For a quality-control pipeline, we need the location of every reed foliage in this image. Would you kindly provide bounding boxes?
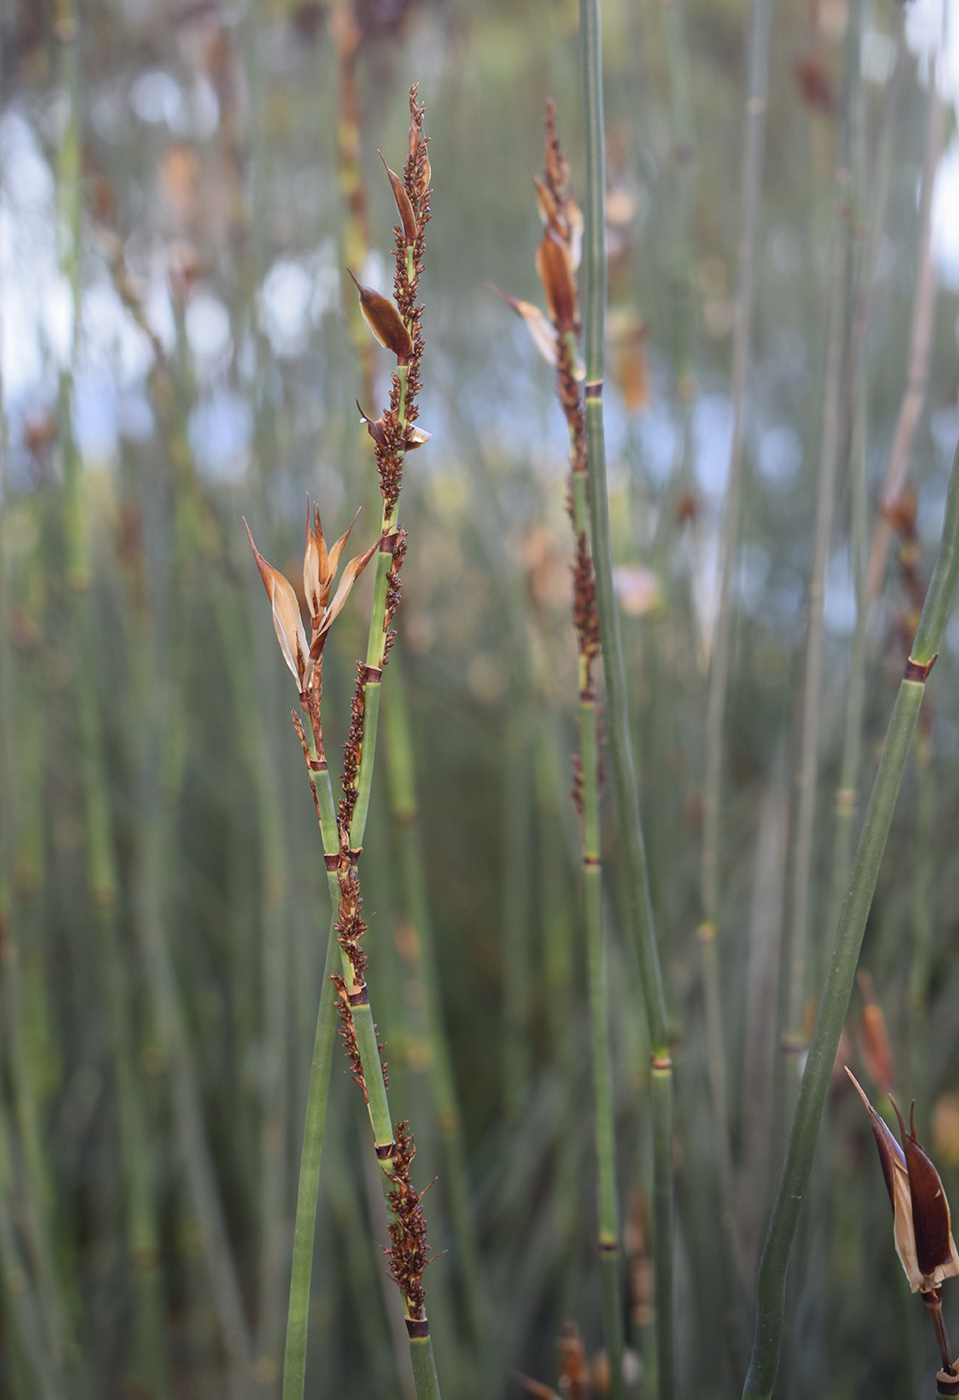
[3,2,959,1398]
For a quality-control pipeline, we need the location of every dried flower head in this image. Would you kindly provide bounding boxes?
[847,1068,959,1294]
[245,506,379,690]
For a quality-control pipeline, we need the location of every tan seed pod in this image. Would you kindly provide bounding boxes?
[347,270,413,363]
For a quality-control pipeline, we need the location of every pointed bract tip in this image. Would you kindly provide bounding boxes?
[348,271,413,363]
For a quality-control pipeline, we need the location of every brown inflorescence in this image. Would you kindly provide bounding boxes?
[369,86,431,521]
[542,111,600,706]
[334,866,369,985]
[339,664,368,842]
[332,975,367,1100]
[383,527,408,661]
[384,1120,434,1321]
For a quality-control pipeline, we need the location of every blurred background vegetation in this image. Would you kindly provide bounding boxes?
[2,0,959,1396]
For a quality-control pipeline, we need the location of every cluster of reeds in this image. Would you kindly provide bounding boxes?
[3,1,959,1398]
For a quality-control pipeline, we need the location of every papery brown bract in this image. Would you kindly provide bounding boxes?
[379,152,417,244]
[893,1097,959,1289]
[244,519,310,688]
[536,229,579,331]
[303,501,360,626]
[848,1068,959,1293]
[347,269,413,363]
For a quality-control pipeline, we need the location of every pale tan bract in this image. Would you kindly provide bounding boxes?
[244,518,309,688]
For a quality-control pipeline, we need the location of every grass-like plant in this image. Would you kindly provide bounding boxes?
[247,87,442,1400]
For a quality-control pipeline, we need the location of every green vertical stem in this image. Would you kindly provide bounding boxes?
[784,4,857,1053]
[56,11,169,1392]
[501,716,532,1125]
[863,51,944,614]
[535,723,574,1047]
[698,0,771,1292]
[909,730,935,1015]
[824,17,867,956]
[580,4,673,1397]
[135,766,254,1392]
[0,1040,57,1400]
[282,918,340,1400]
[382,665,484,1350]
[582,697,626,1400]
[743,434,959,1400]
[659,0,696,394]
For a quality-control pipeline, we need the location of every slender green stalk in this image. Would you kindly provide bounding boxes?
[282,91,440,1400]
[282,920,340,1400]
[659,0,696,394]
[501,715,533,1124]
[743,433,959,1400]
[784,2,857,1053]
[698,0,771,1295]
[909,729,935,1014]
[579,5,673,1396]
[863,50,944,614]
[382,665,484,1349]
[56,14,170,1391]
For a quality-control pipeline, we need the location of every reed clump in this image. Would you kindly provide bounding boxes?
[2,5,959,1400]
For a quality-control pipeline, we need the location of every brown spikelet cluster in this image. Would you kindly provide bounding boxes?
[370,86,431,520]
[332,975,368,1099]
[384,1120,434,1321]
[334,866,369,985]
[384,526,408,640]
[572,533,600,691]
[339,664,368,841]
[541,112,601,703]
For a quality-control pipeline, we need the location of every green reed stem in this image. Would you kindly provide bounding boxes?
[383,666,484,1349]
[580,4,673,1396]
[699,0,772,1303]
[784,1,856,1053]
[566,365,625,1398]
[55,18,169,1390]
[282,918,340,1400]
[743,432,959,1400]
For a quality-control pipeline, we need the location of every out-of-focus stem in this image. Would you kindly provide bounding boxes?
[863,54,944,615]
[743,432,959,1400]
[383,664,484,1347]
[783,2,857,1053]
[699,0,771,1288]
[579,4,674,1396]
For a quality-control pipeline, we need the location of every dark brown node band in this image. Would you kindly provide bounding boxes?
[904,653,938,683]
